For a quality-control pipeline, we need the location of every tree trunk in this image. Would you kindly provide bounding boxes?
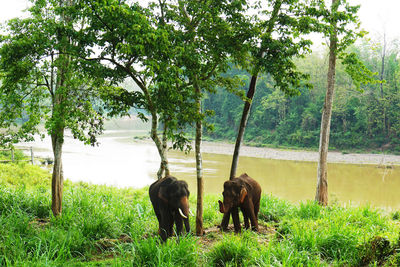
[229,75,257,180]
[315,0,338,206]
[156,121,170,179]
[145,89,170,180]
[151,116,170,179]
[229,0,282,181]
[380,32,386,136]
[126,73,171,180]
[194,82,204,236]
[51,130,64,216]
[49,0,72,217]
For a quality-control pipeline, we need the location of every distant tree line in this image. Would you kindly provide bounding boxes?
[203,40,400,154]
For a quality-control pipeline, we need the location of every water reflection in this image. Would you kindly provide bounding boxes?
[22,131,400,210]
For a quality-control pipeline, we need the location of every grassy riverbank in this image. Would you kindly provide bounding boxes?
[1,163,400,266]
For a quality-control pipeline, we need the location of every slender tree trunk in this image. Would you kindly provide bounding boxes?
[138,81,170,180]
[229,0,282,180]
[49,0,73,217]
[150,112,170,179]
[380,32,386,136]
[51,130,64,216]
[229,75,257,180]
[51,68,66,217]
[194,81,204,236]
[315,0,338,206]
[156,121,170,178]
[127,72,171,180]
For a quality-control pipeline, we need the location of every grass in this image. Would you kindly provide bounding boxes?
[1,162,400,266]
[0,149,25,161]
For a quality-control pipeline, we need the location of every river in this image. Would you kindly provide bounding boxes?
[19,129,400,210]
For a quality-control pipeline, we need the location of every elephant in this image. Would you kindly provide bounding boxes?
[218,173,261,233]
[149,176,191,241]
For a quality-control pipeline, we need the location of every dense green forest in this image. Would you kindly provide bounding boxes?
[204,41,400,153]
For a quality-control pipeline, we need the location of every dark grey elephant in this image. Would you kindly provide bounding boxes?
[218,173,261,232]
[149,176,191,241]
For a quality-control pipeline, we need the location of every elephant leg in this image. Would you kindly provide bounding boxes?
[220,211,230,231]
[160,209,173,241]
[241,207,250,229]
[154,207,162,234]
[232,208,241,233]
[254,198,260,218]
[167,213,174,237]
[247,200,259,232]
[184,218,190,234]
[174,212,184,236]
[159,222,168,241]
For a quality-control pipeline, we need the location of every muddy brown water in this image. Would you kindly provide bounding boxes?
[168,150,400,210]
[20,130,400,210]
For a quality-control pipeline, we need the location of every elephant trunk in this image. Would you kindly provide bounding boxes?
[219,200,231,214]
[179,196,190,233]
[178,196,190,219]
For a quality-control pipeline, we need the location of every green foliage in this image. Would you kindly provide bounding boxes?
[358,236,394,266]
[132,236,199,267]
[0,0,116,148]
[274,204,399,265]
[204,40,400,152]
[0,149,25,161]
[297,200,322,220]
[0,162,51,189]
[1,162,400,265]
[259,194,295,222]
[260,241,323,266]
[208,232,255,267]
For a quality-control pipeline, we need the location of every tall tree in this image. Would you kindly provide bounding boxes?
[161,0,253,235]
[315,0,339,205]
[75,0,196,180]
[313,0,378,205]
[229,0,315,180]
[0,0,109,216]
[379,32,387,136]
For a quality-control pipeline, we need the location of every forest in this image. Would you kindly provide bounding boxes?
[204,43,400,153]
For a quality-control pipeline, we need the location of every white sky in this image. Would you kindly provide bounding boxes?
[0,0,399,42]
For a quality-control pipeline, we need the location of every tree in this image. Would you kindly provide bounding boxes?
[314,0,339,205]
[74,0,197,180]
[313,0,378,205]
[159,0,253,235]
[0,0,109,216]
[229,0,316,180]
[202,43,398,152]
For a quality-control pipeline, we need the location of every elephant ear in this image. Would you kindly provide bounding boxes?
[158,187,168,203]
[239,187,247,203]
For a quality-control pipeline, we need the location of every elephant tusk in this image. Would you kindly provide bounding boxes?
[178,208,187,219]
[189,209,194,216]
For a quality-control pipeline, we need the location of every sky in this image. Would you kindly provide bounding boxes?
[0,0,399,43]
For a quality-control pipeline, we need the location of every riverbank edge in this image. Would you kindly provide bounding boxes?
[128,137,400,166]
[198,140,400,166]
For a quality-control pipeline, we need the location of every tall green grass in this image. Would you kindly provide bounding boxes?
[1,162,400,266]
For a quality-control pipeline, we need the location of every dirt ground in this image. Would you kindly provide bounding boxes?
[200,141,400,166]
